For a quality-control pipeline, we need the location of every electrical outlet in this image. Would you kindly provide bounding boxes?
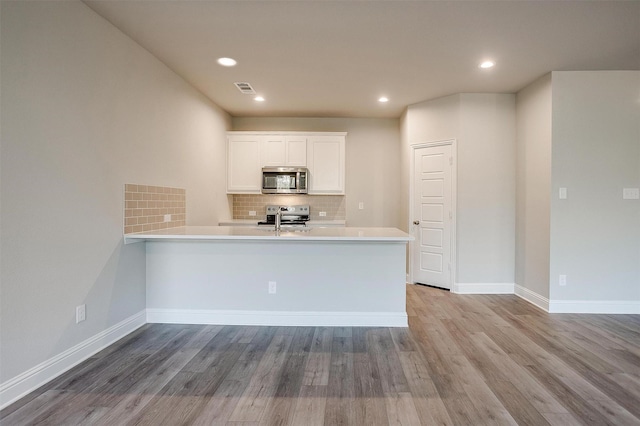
[559,275,567,286]
[268,281,276,294]
[249,210,257,216]
[76,304,86,323]
[164,214,171,222]
[358,202,364,210]
[319,211,327,217]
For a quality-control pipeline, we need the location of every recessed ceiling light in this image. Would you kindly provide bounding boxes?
[217,57,237,67]
[254,96,265,102]
[479,60,495,69]
[378,97,389,103]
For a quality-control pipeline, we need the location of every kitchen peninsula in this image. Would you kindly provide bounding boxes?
[125,226,412,327]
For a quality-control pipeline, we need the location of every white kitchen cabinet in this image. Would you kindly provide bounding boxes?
[226,131,346,194]
[227,135,262,193]
[307,135,346,195]
[261,135,307,167]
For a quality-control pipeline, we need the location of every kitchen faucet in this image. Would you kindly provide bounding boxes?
[275,206,286,231]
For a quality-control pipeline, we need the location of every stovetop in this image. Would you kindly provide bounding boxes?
[257,205,310,227]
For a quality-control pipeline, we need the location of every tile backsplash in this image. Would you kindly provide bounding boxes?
[233,194,345,221]
[124,184,185,234]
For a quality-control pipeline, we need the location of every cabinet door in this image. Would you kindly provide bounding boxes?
[262,136,307,167]
[307,135,345,194]
[285,136,307,166]
[261,136,286,166]
[227,136,261,193]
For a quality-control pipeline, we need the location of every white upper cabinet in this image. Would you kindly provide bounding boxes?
[226,132,346,194]
[307,135,346,195]
[285,137,307,166]
[227,134,262,193]
[262,136,307,167]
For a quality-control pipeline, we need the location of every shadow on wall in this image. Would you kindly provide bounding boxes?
[49,240,146,358]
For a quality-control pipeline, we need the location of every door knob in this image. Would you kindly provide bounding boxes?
[413,220,420,225]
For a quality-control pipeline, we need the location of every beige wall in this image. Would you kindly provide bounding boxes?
[1,1,230,384]
[516,71,639,309]
[515,74,552,299]
[458,94,516,283]
[400,94,460,232]
[232,117,401,227]
[550,71,640,303]
[401,94,516,285]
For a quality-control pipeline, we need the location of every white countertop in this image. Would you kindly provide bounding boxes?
[218,219,346,227]
[217,219,257,226]
[124,225,412,244]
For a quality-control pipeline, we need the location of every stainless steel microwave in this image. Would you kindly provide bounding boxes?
[262,167,308,194]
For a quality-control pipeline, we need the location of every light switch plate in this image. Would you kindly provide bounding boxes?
[559,188,567,199]
[623,188,639,200]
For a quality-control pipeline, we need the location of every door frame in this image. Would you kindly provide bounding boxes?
[409,139,457,288]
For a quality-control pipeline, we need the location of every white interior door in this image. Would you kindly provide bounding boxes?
[412,144,453,289]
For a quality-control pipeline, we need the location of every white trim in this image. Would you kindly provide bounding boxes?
[227,131,348,137]
[452,282,515,294]
[548,300,640,314]
[0,310,146,410]
[408,139,457,289]
[146,309,408,327]
[513,285,640,314]
[514,284,550,312]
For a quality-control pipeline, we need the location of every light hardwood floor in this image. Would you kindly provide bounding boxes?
[2,285,639,425]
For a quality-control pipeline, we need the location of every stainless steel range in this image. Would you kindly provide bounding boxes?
[257,205,310,229]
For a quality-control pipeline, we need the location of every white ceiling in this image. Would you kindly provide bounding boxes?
[84,0,640,119]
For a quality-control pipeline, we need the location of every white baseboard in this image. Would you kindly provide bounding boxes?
[452,282,515,294]
[514,285,640,314]
[548,300,640,314]
[146,308,408,327]
[514,284,550,312]
[0,310,146,410]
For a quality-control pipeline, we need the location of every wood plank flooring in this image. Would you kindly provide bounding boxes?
[2,285,639,425]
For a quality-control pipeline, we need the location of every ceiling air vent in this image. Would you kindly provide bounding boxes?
[234,82,256,95]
